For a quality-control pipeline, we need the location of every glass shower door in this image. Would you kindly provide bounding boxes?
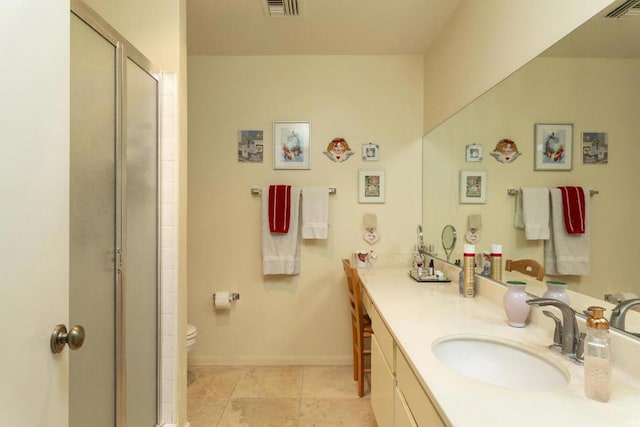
[69,12,117,427]
[124,57,159,427]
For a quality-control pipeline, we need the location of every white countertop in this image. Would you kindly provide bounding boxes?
[358,264,640,427]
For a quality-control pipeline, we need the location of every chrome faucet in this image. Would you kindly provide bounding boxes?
[527,298,582,360]
[609,298,640,331]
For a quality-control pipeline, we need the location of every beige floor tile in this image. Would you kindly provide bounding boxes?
[188,366,245,399]
[232,366,304,398]
[299,398,377,426]
[187,396,228,427]
[302,366,366,398]
[217,397,301,427]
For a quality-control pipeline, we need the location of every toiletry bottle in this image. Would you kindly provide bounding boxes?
[413,247,423,276]
[490,244,503,282]
[463,244,476,298]
[584,306,611,402]
[427,259,435,276]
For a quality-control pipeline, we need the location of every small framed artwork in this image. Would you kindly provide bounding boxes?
[273,121,311,170]
[534,123,573,171]
[465,144,483,162]
[358,170,385,203]
[582,132,608,164]
[237,130,264,163]
[362,143,379,161]
[459,170,487,204]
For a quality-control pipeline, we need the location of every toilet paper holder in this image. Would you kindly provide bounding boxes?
[212,292,240,303]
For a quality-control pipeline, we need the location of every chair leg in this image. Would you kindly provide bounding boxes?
[357,352,365,397]
[352,327,358,381]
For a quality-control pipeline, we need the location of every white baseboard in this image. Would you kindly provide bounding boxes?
[188,355,352,367]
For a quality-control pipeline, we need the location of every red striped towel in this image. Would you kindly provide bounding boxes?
[558,186,586,234]
[268,185,291,233]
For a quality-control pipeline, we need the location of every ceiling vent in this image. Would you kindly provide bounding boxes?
[605,0,640,18]
[263,0,302,16]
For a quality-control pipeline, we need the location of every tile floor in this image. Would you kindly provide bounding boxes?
[187,365,377,427]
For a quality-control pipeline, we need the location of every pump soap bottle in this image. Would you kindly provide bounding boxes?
[584,306,611,402]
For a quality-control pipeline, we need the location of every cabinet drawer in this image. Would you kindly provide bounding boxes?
[366,301,394,371]
[394,386,418,427]
[396,350,445,427]
[371,335,394,427]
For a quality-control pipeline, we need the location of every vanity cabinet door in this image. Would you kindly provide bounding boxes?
[394,386,418,427]
[396,350,446,427]
[367,299,395,366]
[371,334,395,427]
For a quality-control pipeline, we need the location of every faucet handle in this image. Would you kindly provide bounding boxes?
[542,310,562,352]
[574,332,586,364]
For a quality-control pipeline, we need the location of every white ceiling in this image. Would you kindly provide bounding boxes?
[186,0,463,55]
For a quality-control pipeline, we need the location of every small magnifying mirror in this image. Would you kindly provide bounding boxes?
[441,225,457,262]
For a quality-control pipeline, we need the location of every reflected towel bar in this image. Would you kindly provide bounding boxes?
[251,187,336,196]
[507,188,598,197]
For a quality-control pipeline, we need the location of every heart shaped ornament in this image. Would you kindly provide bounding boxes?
[363,230,380,245]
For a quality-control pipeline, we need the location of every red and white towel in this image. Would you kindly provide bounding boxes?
[262,186,301,275]
[558,186,586,234]
[268,185,292,233]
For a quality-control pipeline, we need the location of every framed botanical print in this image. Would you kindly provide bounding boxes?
[459,170,487,204]
[358,170,385,203]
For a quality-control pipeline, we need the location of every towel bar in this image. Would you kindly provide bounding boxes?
[507,188,598,196]
[251,187,336,195]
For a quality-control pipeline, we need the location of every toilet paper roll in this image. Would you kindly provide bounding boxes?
[214,292,231,310]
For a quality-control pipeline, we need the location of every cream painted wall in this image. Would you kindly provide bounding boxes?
[422,0,614,134]
[423,57,640,300]
[187,55,423,364]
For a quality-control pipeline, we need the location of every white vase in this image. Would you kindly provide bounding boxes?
[503,281,530,327]
[543,281,570,305]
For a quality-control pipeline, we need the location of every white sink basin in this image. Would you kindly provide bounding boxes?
[432,335,569,391]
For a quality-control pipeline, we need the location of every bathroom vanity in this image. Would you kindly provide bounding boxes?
[358,260,640,427]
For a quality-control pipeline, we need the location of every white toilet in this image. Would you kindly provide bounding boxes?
[186,323,198,353]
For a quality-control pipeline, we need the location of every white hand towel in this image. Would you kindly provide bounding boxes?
[522,187,550,240]
[301,187,329,239]
[513,190,525,230]
[262,186,301,275]
[544,188,590,275]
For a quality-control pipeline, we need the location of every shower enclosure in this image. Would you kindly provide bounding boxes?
[70,1,159,425]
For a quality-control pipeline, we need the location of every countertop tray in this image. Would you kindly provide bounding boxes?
[409,270,451,283]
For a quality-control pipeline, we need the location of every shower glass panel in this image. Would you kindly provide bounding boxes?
[69,13,116,427]
[124,58,159,426]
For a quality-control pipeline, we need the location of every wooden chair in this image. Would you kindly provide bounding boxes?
[342,258,372,397]
[505,258,545,281]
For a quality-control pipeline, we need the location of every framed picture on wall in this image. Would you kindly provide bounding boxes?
[465,144,483,162]
[534,123,573,171]
[582,132,608,164]
[459,170,486,204]
[273,121,311,169]
[362,143,379,161]
[358,170,385,203]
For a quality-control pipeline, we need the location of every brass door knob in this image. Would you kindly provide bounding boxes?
[50,324,86,353]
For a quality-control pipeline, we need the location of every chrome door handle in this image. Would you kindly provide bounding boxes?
[50,324,86,353]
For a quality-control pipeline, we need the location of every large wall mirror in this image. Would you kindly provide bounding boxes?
[422,1,640,334]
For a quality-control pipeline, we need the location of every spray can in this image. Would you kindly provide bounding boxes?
[490,244,503,282]
[463,244,476,298]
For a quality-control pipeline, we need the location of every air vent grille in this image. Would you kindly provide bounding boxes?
[605,0,640,18]
[263,0,301,16]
